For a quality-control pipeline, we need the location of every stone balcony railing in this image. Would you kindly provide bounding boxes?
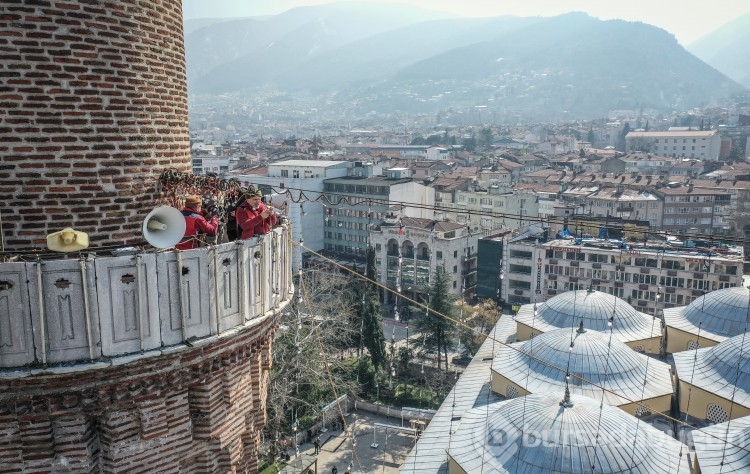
[0,225,293,369]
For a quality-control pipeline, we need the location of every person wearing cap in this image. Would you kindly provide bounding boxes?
[176,194,219,250]
[236,187,277,239]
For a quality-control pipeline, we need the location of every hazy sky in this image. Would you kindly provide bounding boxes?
[182,0,750,45]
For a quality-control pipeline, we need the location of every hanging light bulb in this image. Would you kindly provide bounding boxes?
[301,202,307,216]
[534,303,538,316]
[608,315,614,327]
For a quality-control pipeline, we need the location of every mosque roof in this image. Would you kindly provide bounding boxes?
[673,332,750,409]
[664,287,750,343]
[492,326,673,406]
[514,289,660,344]
[448,392,689,473]
[692,414,750,473]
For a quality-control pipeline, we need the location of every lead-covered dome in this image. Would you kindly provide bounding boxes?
[448,392,689,473]
[664,287,750,343]
[692,414,750,473]
[492,326,673,406]
[515,289,659,344]
[673,332,750,410]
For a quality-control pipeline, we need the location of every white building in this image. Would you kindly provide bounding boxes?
[425,146,450,161]
[435,187,539,232]
[369,217,479,304]
[626,130,721,161]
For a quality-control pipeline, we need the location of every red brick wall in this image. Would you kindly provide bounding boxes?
[0,0,190,251]
[0,317,277,473]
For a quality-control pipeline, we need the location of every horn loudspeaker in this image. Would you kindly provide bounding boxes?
[143,206,186,248]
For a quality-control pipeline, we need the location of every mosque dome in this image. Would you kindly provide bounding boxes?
[692,414,750,473]
[493,326,673,406]
[448,392,689,473]
[515,289,659,344]
[674,332,750,408]
[665,287,750,341]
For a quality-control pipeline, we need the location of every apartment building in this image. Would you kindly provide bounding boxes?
[323,168,434,258]
[539,238,743,315]
[626,130,721,161]
[585,187,663,228]
[655,184,733,235]
[434,187,539,232]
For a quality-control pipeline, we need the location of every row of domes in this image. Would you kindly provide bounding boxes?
[450,287,750,473]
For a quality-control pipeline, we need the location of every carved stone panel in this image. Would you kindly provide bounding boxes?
[156,249,212,346]
[96,254,160,356]
[213,244,242,332]
[38,258,98,363]
[0,263,35,367]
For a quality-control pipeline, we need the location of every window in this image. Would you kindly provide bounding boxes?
[454,250,458,258]
[293,170,299,178]
[662,260,684,270]
[375,243,381,251]
[634,257,658,268]
[436,251,443,259]
[453,265,458,273]
[587,253,608,263]
[281,169,289,177]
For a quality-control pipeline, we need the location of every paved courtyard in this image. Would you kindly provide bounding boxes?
[280,409,420,473]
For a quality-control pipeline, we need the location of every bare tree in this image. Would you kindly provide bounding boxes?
[264,266,360,460]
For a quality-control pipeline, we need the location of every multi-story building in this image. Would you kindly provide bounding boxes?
[585,186,663,228]
[626,130,721,161]
[656,184,733,235]
[323,168,434,258]
[494,227,744,315]
[539,238,744,315]
[500,233,548,307]
[435,187,539,232]
[369,217,479,304]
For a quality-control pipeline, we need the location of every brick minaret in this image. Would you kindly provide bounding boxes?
[0,2,287,473]
[0,0,190,251]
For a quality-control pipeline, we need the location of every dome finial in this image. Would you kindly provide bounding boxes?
[560,380,574,408]
[577,320,586,333]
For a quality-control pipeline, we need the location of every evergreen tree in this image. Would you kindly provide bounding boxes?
[361,247,386,369]
[416,266,456,370]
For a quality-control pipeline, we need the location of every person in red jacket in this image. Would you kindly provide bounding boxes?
[236,187,277,239]
[176,195,219,250]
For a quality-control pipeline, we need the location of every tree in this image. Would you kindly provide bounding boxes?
[361,246,386,369]
[616,123,631,152]
[264,266,360,462]
[416,266,457,371]
[479,127,493,147]
[458,299,501,357]
[462,135,476,152]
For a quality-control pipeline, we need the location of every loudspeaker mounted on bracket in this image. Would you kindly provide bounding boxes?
[47,228,90,252]
[142,206,186,248]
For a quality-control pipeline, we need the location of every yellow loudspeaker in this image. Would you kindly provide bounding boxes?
[142,206,186,248]
[47,228,89,252]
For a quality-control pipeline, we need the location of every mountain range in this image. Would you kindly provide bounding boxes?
[686,11,750,90]
[185,3,749,121]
